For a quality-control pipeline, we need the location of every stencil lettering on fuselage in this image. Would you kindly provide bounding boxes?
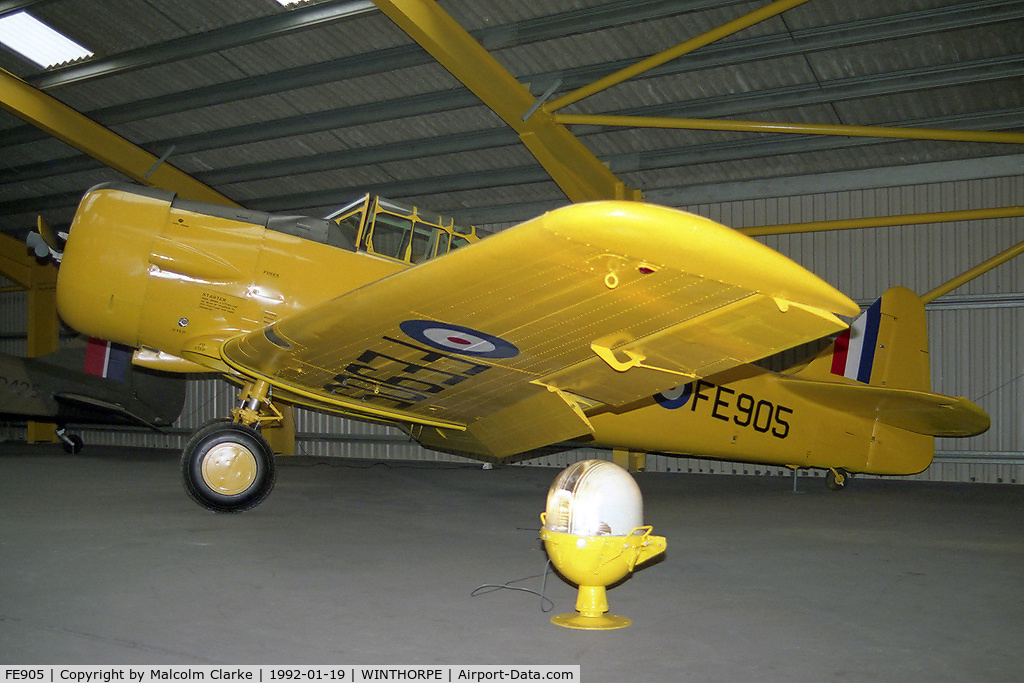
[655,380,793,439]
[0,374,34,397]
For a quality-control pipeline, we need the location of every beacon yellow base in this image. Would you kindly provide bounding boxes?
[540,524,666,630]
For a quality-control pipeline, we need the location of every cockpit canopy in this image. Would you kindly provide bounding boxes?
[326,194,477,265]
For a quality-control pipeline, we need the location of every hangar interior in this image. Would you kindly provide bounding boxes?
[2,1,1024,676]
[1,0,1022,483]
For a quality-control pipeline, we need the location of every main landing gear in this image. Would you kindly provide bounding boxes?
[181,380,280,513]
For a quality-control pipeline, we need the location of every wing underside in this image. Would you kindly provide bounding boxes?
[221,201,859,458]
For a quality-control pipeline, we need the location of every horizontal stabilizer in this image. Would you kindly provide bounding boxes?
[777,377,990,437]
[54,392,164,431]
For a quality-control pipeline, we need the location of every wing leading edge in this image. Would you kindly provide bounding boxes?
[221,201,859,458]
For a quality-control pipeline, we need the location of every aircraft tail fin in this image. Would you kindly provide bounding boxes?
[776,287,988,475]
[778,288,987,475]
[35,337,186,428]
[787,286,931,392]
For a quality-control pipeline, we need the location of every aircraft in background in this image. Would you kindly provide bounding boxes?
[0,335,186,452]
[48,182,988,511]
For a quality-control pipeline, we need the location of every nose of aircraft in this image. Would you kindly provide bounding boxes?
[56,183,164,348]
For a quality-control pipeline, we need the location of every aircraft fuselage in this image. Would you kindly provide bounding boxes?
[57,183,961,484]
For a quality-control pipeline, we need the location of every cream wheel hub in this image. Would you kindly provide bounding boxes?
[201,442,258,495]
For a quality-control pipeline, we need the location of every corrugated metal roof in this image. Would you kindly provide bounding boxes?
[0,0,1021,235]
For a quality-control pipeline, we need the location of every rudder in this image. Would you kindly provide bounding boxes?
[793,286,931,392]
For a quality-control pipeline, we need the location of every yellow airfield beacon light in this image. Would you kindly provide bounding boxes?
[540,460,667,630]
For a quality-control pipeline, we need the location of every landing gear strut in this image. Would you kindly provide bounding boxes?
[181,380,280,512]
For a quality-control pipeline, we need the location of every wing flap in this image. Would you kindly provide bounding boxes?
[466,386,594,458]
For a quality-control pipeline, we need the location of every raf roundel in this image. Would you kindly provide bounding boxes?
[655,383,693,409]
[400,320,519,359]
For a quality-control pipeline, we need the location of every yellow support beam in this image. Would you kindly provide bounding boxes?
[25,273,58,358]
[0,68,237,206]
[922,238,1024,304]
[738,205,1024,237]
[545,0,813,114]
[0,232,36,291]
[553,114,1024,147]
[612,449,647,473]
[25,276,59,443]
[0,233,59,443]
[371,0,639,203]
[727,204,1024,305]
[0,233,57,355]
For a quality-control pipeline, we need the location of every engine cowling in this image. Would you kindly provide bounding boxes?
[57,183,402,372]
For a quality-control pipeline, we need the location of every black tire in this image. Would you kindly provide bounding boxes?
[61,433,84,454]
[182,421,276,512]
[825,467,848,491]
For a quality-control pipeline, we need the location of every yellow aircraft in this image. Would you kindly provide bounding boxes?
[53,182,989,511]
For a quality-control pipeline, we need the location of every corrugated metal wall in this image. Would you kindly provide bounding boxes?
[2,174,1021,484]
[678,175,1024,484]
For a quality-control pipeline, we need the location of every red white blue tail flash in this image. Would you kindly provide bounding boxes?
[84,337,131,381]
[830,298,882,383]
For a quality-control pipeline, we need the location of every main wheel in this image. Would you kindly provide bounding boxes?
[825,467,849,491]
[182,421,276,512]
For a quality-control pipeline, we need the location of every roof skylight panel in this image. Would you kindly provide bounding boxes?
[0,10,93,69]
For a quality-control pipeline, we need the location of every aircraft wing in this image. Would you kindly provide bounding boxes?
[221,201,859,458]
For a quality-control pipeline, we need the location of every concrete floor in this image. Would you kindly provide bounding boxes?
[2,443,1023,682]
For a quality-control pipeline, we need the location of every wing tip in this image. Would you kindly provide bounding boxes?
[540,201,860,318]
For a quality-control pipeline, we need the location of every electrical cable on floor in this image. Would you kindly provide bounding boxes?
[470,560,556,613]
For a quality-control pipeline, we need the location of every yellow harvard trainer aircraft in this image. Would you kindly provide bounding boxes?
[53,182,989,511]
